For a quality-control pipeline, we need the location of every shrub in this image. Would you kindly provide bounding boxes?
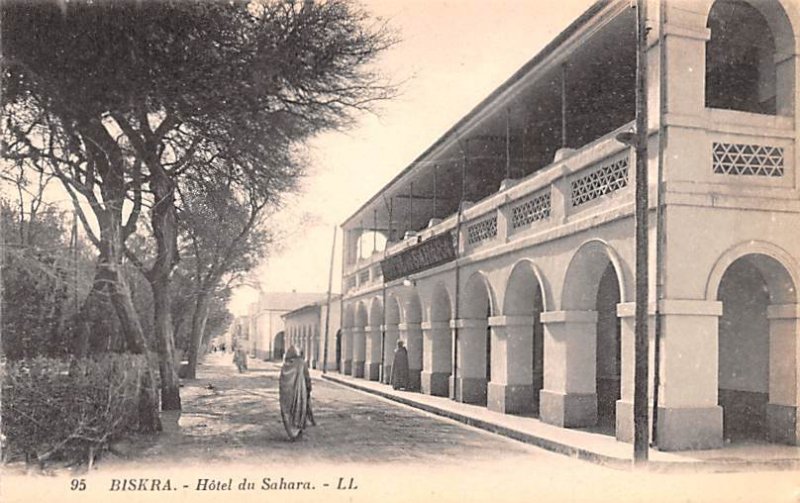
[1,353,147,467]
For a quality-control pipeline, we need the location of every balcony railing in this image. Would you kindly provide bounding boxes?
[341,122,638,295]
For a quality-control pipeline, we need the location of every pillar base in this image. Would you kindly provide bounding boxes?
[352,360,365,378]
[656,406,723,451]
[767,404,799,445]
[407,369,421,391]
[539,390,597,428]
[365,362,380,381]
[615,400,656,443]
[421,371,450,396]
[450,376,487,405]
[382,364,392,384]
[487,383,536,414]
[343,360,352,375]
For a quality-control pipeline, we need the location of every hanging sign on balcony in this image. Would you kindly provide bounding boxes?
[381,232,457,282]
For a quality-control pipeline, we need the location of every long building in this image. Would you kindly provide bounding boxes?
[338,0,800,451]
[283,294,342,370]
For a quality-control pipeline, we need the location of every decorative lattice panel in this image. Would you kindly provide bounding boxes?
[570,156,629,207]
[466,215,498,245]
[358,269,370,284]
[712,142,784,177]
[345,275,356,292]
[511,190,551,229]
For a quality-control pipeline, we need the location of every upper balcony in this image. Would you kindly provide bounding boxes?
[342,0,799,296]
[343,121,635,295]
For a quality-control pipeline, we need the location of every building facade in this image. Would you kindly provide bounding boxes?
[283,295,342,370]
[339,0,800,451]
[246,291,327,360]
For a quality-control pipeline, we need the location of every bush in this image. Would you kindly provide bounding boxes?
[2,353,148,467]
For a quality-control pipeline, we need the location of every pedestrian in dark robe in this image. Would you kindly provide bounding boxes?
[279,346,314,440]
[233,342,248,373]
[390,339,409,390]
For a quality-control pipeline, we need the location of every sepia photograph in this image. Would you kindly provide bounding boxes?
[1,0,799,502]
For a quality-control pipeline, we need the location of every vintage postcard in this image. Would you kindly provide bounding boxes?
[2,0,799,502]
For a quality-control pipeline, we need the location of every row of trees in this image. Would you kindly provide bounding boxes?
[2,0,394,431]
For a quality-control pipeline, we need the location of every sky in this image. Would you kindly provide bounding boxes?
[223,0,597,314]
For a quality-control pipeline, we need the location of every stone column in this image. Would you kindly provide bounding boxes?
[399,322,423,391]
[615,302,655,443]
[352,327,366,378]
[421,321,451,396]
[450,318,488,405]
[654,300,723,451]
[766,303,800,445]
[341,328,352,375]
[487,316,536,414]
[364,325,382,381]
[382,324,399,384]
[539,310,598,428]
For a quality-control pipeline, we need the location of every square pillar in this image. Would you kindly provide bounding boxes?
[352,327,365,378]
[450,318,488,405]
[421,321,451,396]
[614,302,656,443]
[766,304,800,445]
[655,300,724,451]
[487,316,536,414]
[382,325,399,384]
[539,310,598,428]
[399,322,423,391]
[341,328,352,375]
[364,326,382,381]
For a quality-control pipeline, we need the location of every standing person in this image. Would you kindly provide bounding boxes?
[279,346,314,440]
[390,339,409,390]
[233,339,248,373]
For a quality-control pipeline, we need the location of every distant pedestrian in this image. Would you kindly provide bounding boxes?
[233,340,248,373]
[390,339,409,390]
[279,346,315,440]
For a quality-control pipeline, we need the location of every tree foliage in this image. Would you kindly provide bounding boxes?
[2,0,395,413]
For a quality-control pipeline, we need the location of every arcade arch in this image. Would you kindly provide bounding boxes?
[708,246,799,445]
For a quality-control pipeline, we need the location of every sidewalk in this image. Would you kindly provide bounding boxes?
[319,370,800,473]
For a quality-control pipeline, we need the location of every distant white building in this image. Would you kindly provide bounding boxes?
[248,291,326,360]
[283,294,342,370]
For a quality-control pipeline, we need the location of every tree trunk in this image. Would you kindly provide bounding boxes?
[186,290,212,379]
[147,169,182,411]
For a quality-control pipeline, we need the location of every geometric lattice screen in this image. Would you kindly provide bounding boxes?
[712,142,784,177]
[466,214,498,245]
[511,190,551,229]
[570,155,629,207]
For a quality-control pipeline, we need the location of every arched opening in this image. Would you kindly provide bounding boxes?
[366,298,384,381]
[595,263,621,432]
[425,283,453,397]
[354,302,368,378]
[560,241,625,433]
[459,273,494,405]
[716,253,796,444]
[341,304,355,375]
[273,331,285,361]
[403,290,424,391]
[383,295,402,384]
[503,262,546,415]
[705,0,794,115]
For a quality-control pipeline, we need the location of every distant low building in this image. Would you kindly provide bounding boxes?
[248,291,327,360]
[283,294,342,370]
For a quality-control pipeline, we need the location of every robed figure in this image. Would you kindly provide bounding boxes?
[390,340,409,390]
[279,346,315,440]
